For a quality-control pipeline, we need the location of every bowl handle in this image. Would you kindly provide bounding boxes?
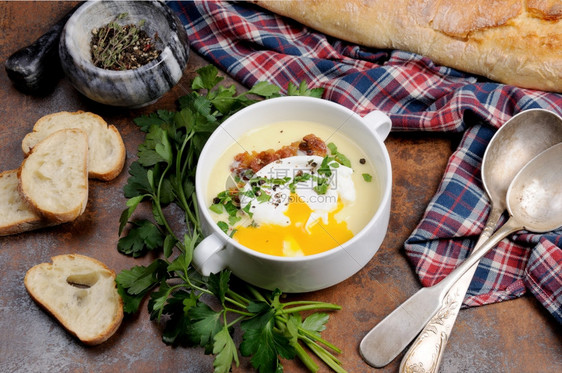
[363,110,392,141]
[192,233,228,276]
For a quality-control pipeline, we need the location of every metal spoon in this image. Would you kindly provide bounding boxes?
[399,109,562,372]
[360,141,562,368]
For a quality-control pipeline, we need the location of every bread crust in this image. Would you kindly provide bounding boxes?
[254,0,562,92]
[24,254,124,345]
[94,124,126,181]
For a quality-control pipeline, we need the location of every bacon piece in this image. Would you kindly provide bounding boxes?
[298,134,328,156]
[231,134,327,177]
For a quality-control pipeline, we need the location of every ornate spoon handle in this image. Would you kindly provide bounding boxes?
[399,206,503,373]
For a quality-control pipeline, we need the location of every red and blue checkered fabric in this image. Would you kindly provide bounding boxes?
[168,0,562,323]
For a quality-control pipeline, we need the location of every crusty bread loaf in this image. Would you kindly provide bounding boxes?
[254,0,562,92]
[22,111,126,181]
[19,128,89,223]
[24,254,124,345]
[0,170,51,236]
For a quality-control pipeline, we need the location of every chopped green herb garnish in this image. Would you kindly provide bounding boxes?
[256,192,271,203]
[268,176,292,185]
[334,153,351,168]
[209,203,224,214]
[318,156,334,177]
[327,142,352,168]
[217,221,229,234]
[362,173,373,182]
[242,202,254,217]
[228,215,242,226]
[288,172,312,193]
[313,175,331,195]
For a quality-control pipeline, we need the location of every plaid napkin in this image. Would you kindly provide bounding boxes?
[168,0,562,323]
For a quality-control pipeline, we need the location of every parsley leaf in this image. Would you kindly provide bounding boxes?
[247,81,281,97]
[302,312,330,335]
[187,302,223,352]
[117,220,165,257]
[240,304,295,372]
[287,81,324,98]
[207,271,230,305]
[123,161,153,197]
[213,327,239,373]
[161,290,197,345]
[191,64,224,90]
[115,259,169,313]
[148,280,173,321]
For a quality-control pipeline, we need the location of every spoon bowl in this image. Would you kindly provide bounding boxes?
[483,109,562,208]
[508,142,562,232]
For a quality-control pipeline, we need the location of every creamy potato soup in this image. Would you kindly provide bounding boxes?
[207,120,380,257]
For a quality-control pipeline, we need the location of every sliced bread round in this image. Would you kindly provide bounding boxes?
[24,254,124,345]
[18,128,89,223]
[22,111,126,181]
[0,170,48,236]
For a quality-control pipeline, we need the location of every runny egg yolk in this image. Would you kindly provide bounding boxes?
[233,194,353,257]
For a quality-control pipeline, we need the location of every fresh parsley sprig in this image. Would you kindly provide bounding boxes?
[115,65,346,373]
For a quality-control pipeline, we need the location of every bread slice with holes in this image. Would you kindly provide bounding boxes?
[24,254,124,345]
[18,128,89,223]
[21,111,126,181]
[0,169,52,236]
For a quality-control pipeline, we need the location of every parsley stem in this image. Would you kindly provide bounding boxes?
[192,192,203,236]
[226,289,250,307]
[246,284,268,303]
[224,307,253,317]
[223,296,247,310]
[303,338,346,373]
[155,196,181,250]
[280,303,341,314]
[274,312,341,352]
[153,162,184,252]
[298,327,342,353]
[175,131,201,233]
[292,340,320,373]
[177,131,194,176]
[182,280,245,310]
[226,315,247,329]
[282,300,339,307]
[181,277,210,296]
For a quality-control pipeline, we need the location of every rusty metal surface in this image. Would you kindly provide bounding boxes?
[0,2,560,372]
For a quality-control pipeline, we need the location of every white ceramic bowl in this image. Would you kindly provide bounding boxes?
[59,0,189,108]
[194,96,393,292]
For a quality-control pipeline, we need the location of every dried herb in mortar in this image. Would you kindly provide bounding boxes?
[90,13,161,71]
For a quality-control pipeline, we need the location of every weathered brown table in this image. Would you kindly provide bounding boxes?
[1,2,560,372]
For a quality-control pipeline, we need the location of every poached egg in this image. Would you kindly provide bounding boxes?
[233,155,356,257]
